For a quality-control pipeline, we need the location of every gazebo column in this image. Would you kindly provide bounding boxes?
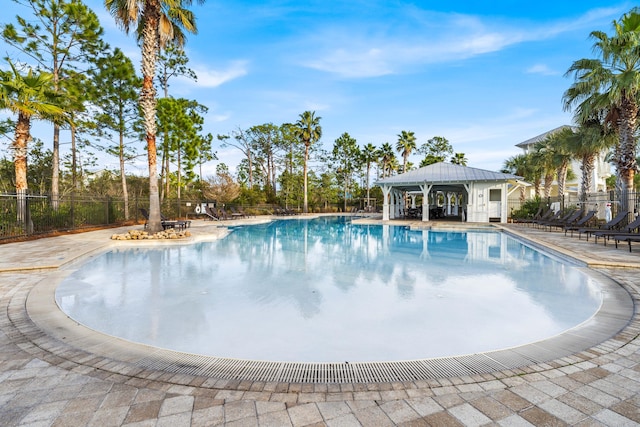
[390,191,397,219]
[446,193,452,216]
[453,193,459,215]
[421,230,429,259]
[382,185,391,221]
[393,190,402,218]
[463,184,471,222]
[420,184,432,222]
[410,194,416,209]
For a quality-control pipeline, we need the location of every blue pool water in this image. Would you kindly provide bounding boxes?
[56,217,602,362]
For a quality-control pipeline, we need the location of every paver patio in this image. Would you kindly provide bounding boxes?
[1,217,640,426]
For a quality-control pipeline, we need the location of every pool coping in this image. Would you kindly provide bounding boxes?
[5,221,638,385]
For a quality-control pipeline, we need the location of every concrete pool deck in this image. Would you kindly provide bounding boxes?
[1,217,640,426]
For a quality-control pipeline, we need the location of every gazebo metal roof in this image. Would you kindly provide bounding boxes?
[375,162,521,192]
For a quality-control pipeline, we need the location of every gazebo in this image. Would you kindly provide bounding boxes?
[375,162,524,223]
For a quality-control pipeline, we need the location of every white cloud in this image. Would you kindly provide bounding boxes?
[184,61,249,87]
[526,64,559,76]
[296,6,624,79]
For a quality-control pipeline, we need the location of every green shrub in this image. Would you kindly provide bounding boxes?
[512,197,545,220]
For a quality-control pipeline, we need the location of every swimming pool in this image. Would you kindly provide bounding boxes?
[55,217,602,363]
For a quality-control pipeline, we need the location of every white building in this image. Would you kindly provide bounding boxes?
[516,125,611,195]
[375,162,525,223]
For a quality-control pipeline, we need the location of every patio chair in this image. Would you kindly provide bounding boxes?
[613,232,640,252]
[160,213,190,230]
[573,210,629,240]
[544,209,582,231]
[561,210,597,235]
[236,206,249,218]
[514,206,544,224]
[531,209,560,228]
[204,205,220,221]
[534,209,570,229]
[276,206,296,215]
[139,208,189,231]
[592,215,640,245]
[218,207,231,220]
[230,206,245,218]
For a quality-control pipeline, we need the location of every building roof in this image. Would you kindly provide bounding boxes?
[375,162,521,192]
[515,125,575,149]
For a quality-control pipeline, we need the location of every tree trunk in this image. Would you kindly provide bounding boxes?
[52,55,60,210]
[119,129,129,220]
[303,143,309,213]
[13,113,30,230]
[366,163,371,209]
[543,172,553,198]
[52,123,60,209]
[162,143,169,201]
[247,148,253,190]
[343,176,348,212]
[556,162,568,199]
[581,154,596,203]
[141,1,162,233]
[177,141,181,199]
[618,95,638,215]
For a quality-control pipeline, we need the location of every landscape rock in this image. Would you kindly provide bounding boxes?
[110,228,190,241]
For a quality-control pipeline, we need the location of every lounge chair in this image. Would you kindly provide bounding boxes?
[544,209,582,231]
[204,205,220,221]
[574,210,629,240]
[592,215,640,245]
[230,206,245,218]
[532,209,560,228]
[613,232,640,252]
[139,208,150,228]
[236,206,249,218]
[514,206,544,224]
[218,207,230,220]
[275,206,296,216]
[535,209,573,230]
[561,210,597,235]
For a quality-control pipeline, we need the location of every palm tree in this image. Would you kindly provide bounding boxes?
[104,0,203,232]
[395,130,416,173]
[0,61,65,230]
[361,143,379,210]
[534,128,575,200]
[294,111,322,213]
[503,153,536,203]
[563,7,640,215]
[378,142,396,177]
[570,121,617,203]
[532,139,557,199]
[386,156,400,177]
[450,152,468,166]
[551,130,576,201]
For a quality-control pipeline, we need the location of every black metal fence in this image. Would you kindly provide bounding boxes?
[0,194,215,241]
[0,194,358,241]
[507,191,640,223]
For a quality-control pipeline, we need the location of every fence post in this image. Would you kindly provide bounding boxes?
[106,196,111,224]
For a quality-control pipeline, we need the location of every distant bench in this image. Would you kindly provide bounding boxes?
[161,220,191,231]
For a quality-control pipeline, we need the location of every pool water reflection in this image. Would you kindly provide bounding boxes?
[56,217,602,362]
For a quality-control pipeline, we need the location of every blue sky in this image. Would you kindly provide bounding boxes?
[3,0,635,177]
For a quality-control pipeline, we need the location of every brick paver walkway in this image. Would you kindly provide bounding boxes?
[1,218,640,426]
